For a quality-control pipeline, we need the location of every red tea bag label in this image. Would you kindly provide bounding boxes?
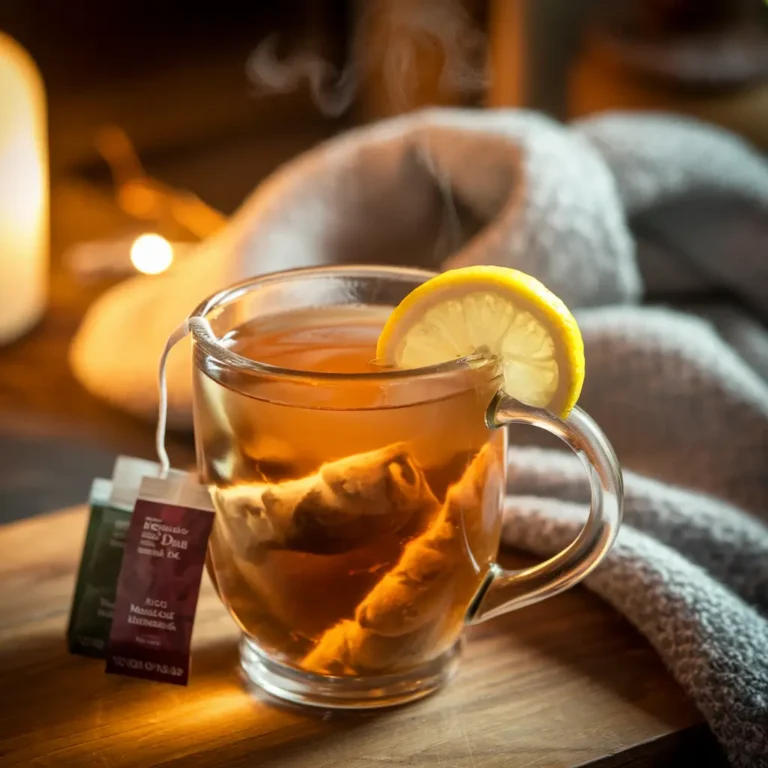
[105,476,215,685]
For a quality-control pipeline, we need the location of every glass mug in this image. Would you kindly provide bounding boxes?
[189,265,622,709]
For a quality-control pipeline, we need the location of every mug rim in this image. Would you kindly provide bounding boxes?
[189,264,489,384]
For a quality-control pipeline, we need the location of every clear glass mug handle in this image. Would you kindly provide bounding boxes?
[466,393,624,625]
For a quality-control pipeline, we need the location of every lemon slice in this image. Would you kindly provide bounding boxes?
[376,266,585,418]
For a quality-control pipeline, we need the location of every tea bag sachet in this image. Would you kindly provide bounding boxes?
[303,445,496,675]
[67,456,184,658]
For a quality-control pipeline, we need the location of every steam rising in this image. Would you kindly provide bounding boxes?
[246,0,488,116]
[247,33,359,117]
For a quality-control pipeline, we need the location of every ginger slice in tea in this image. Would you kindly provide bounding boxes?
[211,442,439,555]
[209,442,443,643]
[302,444,495,675]
[306,617,448,676]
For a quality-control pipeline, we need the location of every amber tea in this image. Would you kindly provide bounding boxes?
[194,305,506,677]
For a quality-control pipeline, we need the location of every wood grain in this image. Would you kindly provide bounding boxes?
[0,507,723,768]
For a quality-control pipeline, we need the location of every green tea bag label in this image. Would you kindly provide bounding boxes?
[67,479,127,657]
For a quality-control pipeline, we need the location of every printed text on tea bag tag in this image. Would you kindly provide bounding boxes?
[105,477,214,686]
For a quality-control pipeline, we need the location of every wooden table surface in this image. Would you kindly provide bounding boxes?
[0,505,724,768]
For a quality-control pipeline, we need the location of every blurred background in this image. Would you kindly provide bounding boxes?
[0,0,766,521]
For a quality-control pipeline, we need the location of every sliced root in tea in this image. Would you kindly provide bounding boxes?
[211,534,406,642]
[211,443,440,554]
[302,445,495,675]
[303,618,448,676]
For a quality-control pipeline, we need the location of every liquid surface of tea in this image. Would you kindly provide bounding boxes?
[195,305,505,677]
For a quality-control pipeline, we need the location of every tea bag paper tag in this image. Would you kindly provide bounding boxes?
[66,477,120,657]
[105,475,215,686]
[67,456,186,658]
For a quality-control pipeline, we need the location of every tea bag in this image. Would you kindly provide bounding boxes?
[67,456,187,658]
[303,444,496,675]
[211,442,439,555]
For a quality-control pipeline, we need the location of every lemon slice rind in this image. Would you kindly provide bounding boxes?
[376,267,584,418]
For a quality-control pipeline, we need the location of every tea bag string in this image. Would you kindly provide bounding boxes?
[156,315,217,478]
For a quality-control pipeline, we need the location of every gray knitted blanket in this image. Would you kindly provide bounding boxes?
[500,114,768,768]
[71,108,768,765]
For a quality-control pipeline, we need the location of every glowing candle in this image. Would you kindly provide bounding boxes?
[0,33,48,345]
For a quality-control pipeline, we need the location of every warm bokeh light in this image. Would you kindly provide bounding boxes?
[130,233,173,275]
[0,33,48,345]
